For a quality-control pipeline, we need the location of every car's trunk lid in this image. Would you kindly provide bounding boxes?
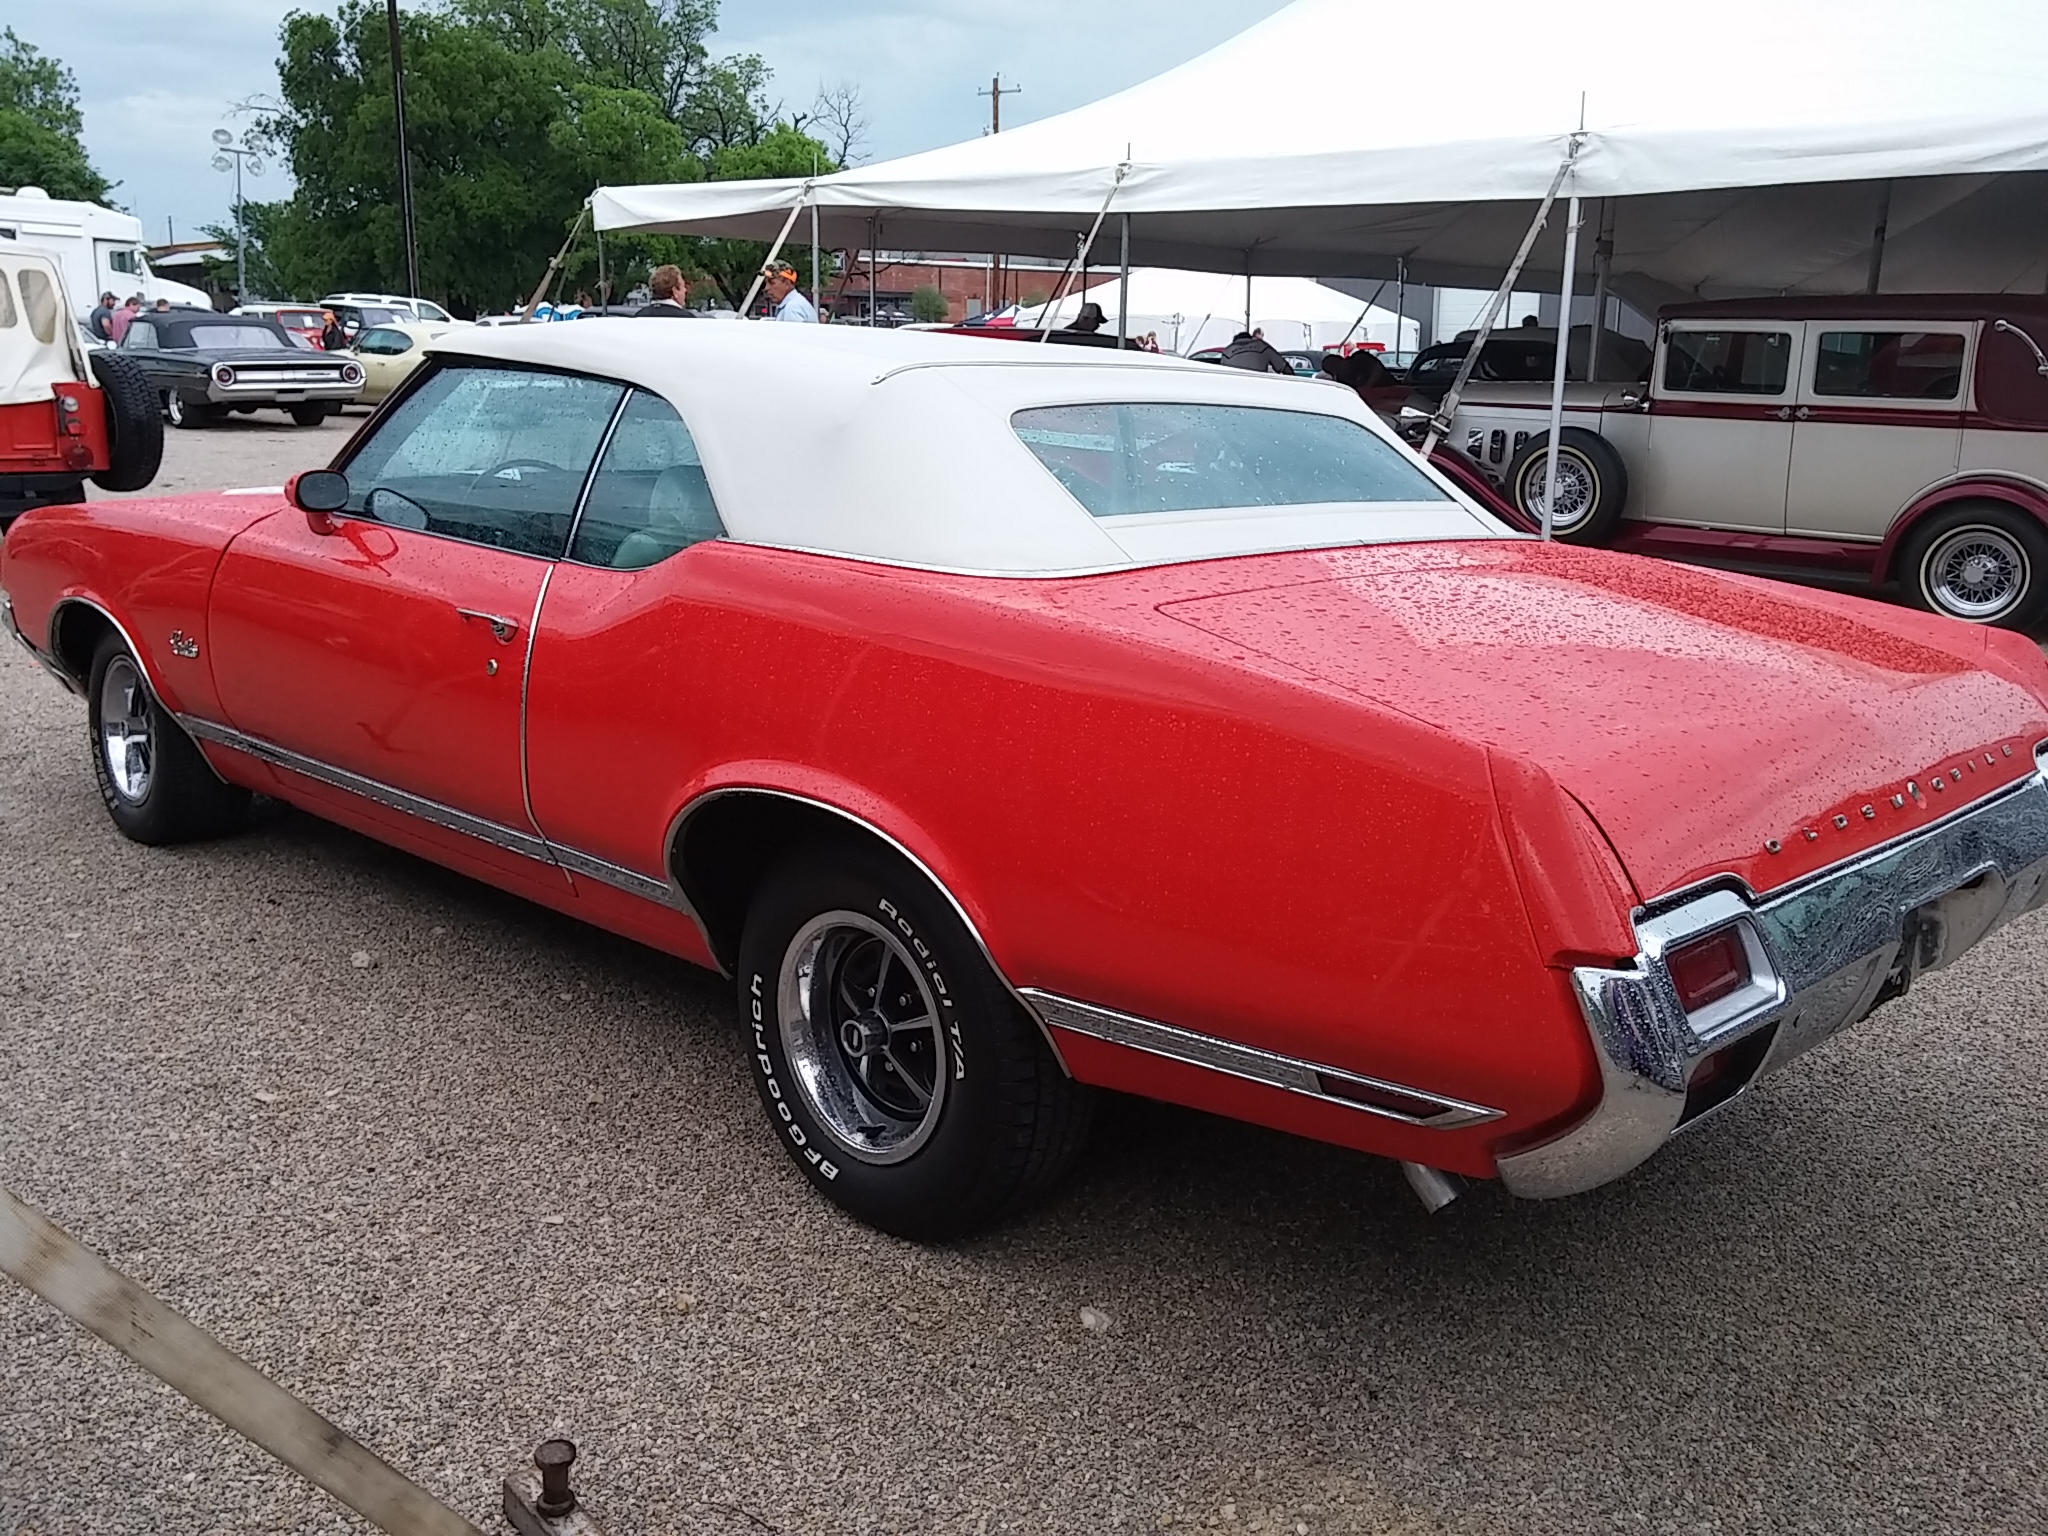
[1156,540,2048,900]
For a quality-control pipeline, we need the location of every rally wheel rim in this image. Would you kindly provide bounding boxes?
[777,911,948,1165]
[1520,450,1597,533]
[98,655,155,804]
[1923,525,2028,622]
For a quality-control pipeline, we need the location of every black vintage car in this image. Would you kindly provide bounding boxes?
[116,309,364,428]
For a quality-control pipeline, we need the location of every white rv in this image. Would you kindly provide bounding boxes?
[0,187,213,318]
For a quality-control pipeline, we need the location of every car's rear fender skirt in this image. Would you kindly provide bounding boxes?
[1876,476,2048,583]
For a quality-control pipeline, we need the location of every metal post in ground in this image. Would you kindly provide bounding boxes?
[387,0,420,300]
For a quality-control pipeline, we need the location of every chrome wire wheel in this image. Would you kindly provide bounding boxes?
[777,910,948,1165]
[1519,449,1597,533]
[97,654,155,804]
[1922,525,2029,622]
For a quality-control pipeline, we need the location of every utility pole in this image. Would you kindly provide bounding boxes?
[977,75,1021,313]
[387,0,420,299]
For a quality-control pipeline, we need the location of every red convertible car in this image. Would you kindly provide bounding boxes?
[8,322,2048,1237]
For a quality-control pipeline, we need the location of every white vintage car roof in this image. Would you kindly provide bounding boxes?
[427,319,1503,576]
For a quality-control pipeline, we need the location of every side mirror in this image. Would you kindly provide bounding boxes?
[288,469,350,533]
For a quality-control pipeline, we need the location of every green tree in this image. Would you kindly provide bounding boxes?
[910,285,948,324]
[692,121,836,308]
[0,27,111,200]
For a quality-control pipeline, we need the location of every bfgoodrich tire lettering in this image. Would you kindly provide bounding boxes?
[1899,501,2048,631]
[737,846,1093,1239]
[86,634,250,845]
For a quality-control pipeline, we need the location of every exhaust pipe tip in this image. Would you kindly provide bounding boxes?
[1402,1160,1465,1214]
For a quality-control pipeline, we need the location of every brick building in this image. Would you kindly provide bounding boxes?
[827,252,1111,324]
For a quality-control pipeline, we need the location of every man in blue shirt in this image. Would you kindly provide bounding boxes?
[762,263,818,324]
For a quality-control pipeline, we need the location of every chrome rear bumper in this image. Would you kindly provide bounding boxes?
[1498,763,2048,1198]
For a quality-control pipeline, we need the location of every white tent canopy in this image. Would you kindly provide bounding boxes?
[1041,269,1414,355]
[593,0,2048,306]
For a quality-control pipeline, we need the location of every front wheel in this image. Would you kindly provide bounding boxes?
[1898,502,2048,630]
[87,635,250,844]
[1505,427,1629,544]
[737,846,1093,1239]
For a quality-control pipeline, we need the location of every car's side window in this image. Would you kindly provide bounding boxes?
[340,364,626,560]
[0,274,17,329]
[568,390,726,570]
[1663,329,1792,395]
[1812,330,1965,401]
[357,328,413,356]
[121,320,157,350]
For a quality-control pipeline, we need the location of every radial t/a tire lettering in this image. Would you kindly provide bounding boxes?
[737,846,1093,1239]
[86,634,251,845]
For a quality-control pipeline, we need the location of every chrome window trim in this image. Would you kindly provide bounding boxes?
[1500,766,2048,1199]
[665,786,1072,1074]
[558,386,633,561]
[516,561,556,839]
[1021,988,1503,1131]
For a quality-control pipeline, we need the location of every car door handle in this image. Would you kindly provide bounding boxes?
[456,608,520,643]
[1794,406,1812,420]
[1773,406,1793,420]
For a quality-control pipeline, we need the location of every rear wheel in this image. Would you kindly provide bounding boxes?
[288,402,334,427]
[87,351,164,491]
[86,634,250,844]
[164,392,217,430]
[1506,428,1629,543]
[1898,502,2048,630]
[736,845,1093,1239]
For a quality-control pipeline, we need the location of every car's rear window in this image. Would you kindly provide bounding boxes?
[174,323,289,350]
[1012,403,1447,519]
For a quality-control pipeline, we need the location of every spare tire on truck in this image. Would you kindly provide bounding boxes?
[88,350,164,493]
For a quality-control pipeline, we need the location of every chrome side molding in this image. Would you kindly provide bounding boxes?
[1021,989,1503,1130]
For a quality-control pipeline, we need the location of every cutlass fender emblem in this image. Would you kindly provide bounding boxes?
[167,630,200,659]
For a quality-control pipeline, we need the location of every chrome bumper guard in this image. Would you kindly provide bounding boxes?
[1498,763,2048,1198]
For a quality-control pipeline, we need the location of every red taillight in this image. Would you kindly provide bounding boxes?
[213,365,236,386]
[1668,928,1749,1013]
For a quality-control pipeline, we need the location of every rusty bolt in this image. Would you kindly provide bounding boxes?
[534,1438,578,1518]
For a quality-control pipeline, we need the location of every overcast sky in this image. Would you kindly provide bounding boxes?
[31,0,1291,246]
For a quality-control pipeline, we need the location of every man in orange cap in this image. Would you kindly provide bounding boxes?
[761,262,817,323]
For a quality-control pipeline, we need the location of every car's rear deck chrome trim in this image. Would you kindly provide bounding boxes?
[1022,989,1503,1130]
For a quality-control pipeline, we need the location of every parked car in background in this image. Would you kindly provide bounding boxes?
[350,320,460,403]
[8,321,2048,1239]
[232,303,330,349]
[116,309,362,427]
[1441,296,2048,628]
[320,292,457,329]
[0,248,161,526]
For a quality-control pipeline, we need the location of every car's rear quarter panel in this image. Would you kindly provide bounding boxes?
[527,543,1605,1172]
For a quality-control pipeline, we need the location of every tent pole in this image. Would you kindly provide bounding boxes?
[1588,198,1615,381]
[1118,214,1130,349]
[1422,143,1580,458]
[595,224,606,310]
[1540,195,1583,542]
[869,215,878,322]
[811,192,822,321]
[1244,259,1253,332]
[740,197,808,316]
[1037,163,1130,341]
[1866,180,1893,295]
[1395,257,1407,360]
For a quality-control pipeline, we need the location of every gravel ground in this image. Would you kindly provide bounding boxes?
[4,431,2048,1535]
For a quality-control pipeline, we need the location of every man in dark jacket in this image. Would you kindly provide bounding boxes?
[634,265,695,317]
[1217,329,1294,376]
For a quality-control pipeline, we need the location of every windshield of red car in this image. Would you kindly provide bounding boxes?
[1012,403,1449,519]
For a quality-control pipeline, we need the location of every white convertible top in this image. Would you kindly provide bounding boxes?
[427,320,1500,576]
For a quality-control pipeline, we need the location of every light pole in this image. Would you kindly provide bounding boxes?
[386,0,420,299]
[211,130,263,302]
